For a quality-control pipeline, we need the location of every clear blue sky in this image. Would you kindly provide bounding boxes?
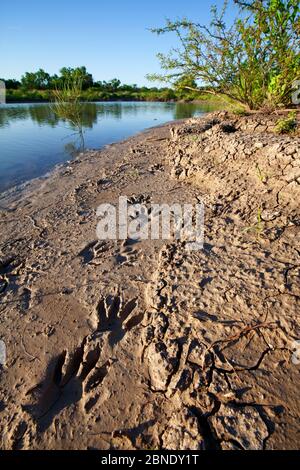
[1,0,238,86]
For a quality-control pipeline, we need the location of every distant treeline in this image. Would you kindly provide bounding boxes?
[1,66,205,103]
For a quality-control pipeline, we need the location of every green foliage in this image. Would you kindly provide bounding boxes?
[94,78,121,92]
[58,66,93,90]
[6,89,51,102]
[4,67,224,103]
[174,75,199,100]
[256,164,268,183]
[2,79,21,89]
[148,0,300,109]
[4,58,214,102]
[52,76,83,128]
[52,76,85,150]
[5,82,180,103]
[232,107,248,116]
[275,111,298,133]
[244,207,264,237]
[21,69,51,90]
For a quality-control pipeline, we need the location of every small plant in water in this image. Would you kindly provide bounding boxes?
[52,76,85,151]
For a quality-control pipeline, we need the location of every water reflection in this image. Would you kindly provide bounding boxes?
[173,102,220,120]
[0,101,221,129]
[0,102,101,129]
[29,105,58,127]
[0,101,221,192]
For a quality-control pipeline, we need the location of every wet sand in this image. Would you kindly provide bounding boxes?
[0,111,299,450]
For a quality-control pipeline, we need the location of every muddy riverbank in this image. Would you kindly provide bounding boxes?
[0,111,299,450]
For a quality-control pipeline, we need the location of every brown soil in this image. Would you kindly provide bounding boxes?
[0,111,299,450]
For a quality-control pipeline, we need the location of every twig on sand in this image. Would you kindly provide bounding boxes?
[207,320,277,352]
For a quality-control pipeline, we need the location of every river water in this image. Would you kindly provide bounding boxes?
[0,101,218,192]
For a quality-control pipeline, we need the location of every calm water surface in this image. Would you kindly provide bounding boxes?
[0,101,218,193]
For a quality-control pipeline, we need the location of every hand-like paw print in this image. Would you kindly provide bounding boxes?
[115,239,140,266]
[95,295,143,345]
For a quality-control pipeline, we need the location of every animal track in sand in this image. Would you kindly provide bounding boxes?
[127,194,151,205]
[115,239,140,266]
[0,275,8,294]
[0,255,23,277]
[96,178,113,191]
[5,418,29,450]
[24,337,113,429]
[94,294,144,346]
[19,287,32,312]
[0,255,27,302]
[79,238,141,267]
[148,163,164,174]
[79,240,114,265]
[127,193,153,217]
[23,294,143,429]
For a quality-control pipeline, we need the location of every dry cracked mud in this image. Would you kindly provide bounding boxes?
[0,111,299,450]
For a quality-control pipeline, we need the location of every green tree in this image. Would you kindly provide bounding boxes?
[21,69,51,90]
[59,67,93,90]
[3,79,21,89]
[148,0,300,109]
[235,0,300,107]
[174,75,199,99]
[109,78,121,91]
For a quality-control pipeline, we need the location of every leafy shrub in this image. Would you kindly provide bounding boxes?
[275,111,297,134]
[148,0,300,110]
